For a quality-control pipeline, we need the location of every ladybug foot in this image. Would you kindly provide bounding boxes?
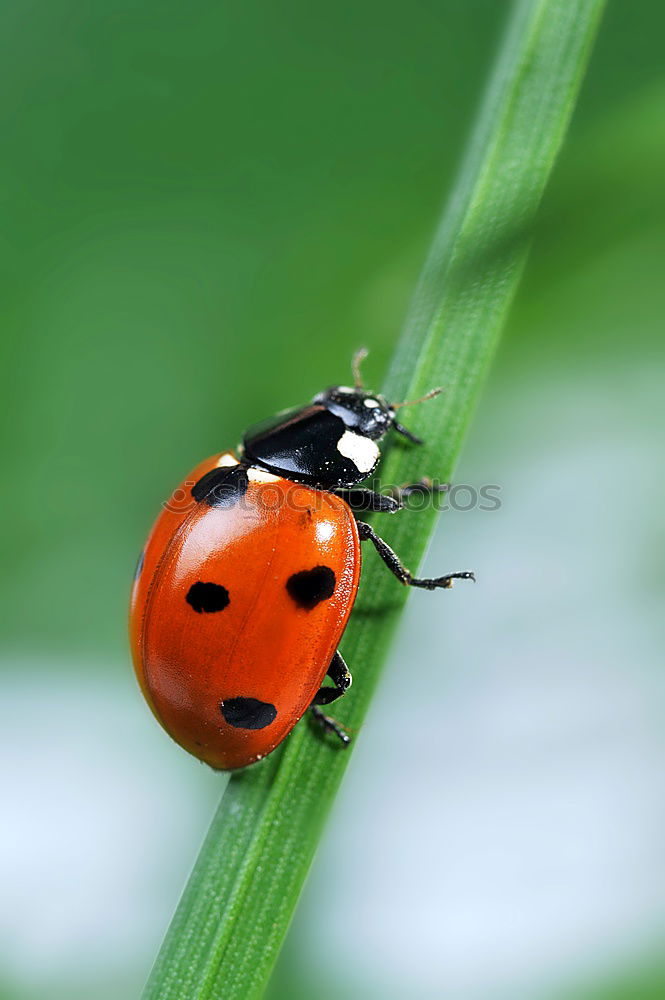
[310,706,351,747]
[407,570,476,591]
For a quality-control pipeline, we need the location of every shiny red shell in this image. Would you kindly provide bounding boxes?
[130,451,361,770]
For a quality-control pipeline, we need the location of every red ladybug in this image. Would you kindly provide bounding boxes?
[130,353,473,770]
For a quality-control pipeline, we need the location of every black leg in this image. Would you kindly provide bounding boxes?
[357,520,475,590]
[392,420,423,445]
[333,488,401,514]
[386,477,450,503]
[310,650,352,706]
[309,650,352,746]
[310,706,351,745]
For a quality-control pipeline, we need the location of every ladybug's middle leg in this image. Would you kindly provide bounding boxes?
[333,480,448,513]
[309,650,352,746]
[357,520,475,590]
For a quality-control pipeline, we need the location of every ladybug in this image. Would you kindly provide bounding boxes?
[130,351,473,770]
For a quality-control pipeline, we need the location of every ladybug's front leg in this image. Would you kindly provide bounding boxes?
[309,650,352,746]
[386,477,451,503]
[357,520,475,590]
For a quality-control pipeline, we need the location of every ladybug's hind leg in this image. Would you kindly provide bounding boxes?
[309,651,352,747]
[312,650,352,705]
[310,706,351,746]
[357,520,475,590]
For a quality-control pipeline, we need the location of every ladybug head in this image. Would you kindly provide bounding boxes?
[312,385,394,440]
[312,349,441,445]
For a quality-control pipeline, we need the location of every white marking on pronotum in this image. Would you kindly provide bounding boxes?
[248,468,281,484]
[336,430,379,473]
[363,397,380,408]
[336,385,355,394]
[216,452,239,467]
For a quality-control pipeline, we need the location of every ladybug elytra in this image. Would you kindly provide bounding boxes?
[130,352,473,770]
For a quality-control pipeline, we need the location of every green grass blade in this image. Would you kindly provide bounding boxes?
[143,1,606,997]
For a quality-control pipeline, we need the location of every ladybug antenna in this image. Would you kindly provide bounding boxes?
[351,347,369,389]
[391,386,443,409]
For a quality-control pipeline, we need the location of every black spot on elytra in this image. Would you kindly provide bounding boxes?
[286,565,336,610]
[133,550,145,582]
[186,581,230,613]
[220,697,277,730]
[192,465,249,508]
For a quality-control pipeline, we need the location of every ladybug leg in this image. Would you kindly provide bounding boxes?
[356,520,475,590]
[311,650,352,706]
[393,420,424,445]
[310,706,351,746]
[333,487,401,514]
[309,651,352,746]
[387,477,451,502]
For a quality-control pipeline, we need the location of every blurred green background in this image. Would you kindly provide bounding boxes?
[1,2,664,998]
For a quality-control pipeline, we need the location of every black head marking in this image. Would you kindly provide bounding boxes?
[312,386,394,440]
[192,465,249,508]
[286,565,336,610]
[220,697,277,730]
[186,581,230,613]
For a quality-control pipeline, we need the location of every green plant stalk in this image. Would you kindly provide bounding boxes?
[144,1,606,997]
